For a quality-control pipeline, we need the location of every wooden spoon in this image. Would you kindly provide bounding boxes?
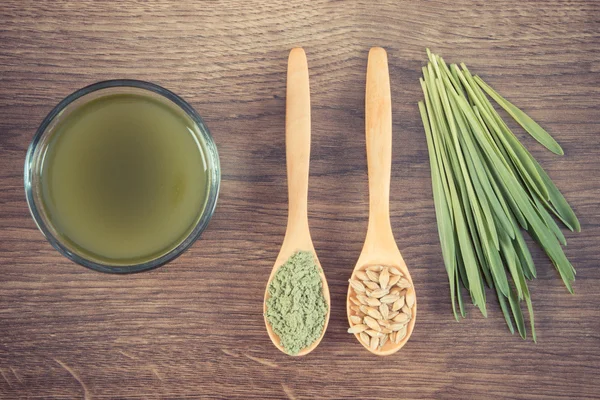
[263,48,331,356]
[347,47,417,355]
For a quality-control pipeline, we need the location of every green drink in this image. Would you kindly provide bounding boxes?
[25,81,220,272]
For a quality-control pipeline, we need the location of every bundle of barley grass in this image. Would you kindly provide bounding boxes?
[418,49,580,341]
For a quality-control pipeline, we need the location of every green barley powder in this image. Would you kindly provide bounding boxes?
[265,251,328,355]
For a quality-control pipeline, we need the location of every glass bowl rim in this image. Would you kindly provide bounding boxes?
[24,79,221,274]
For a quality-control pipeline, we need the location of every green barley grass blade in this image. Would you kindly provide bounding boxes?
[456,266,466,317]
[498,227,523,300]
[436,77,500,244]
[451,65,514,168]
[424,67,452,156]
[443,137,480,292]
[447,77,538,234]
[421,51,577,340]
[513,224,537,279]
[467,108,530,234]
[472,78,577,233]
[536,189,577,233]
[419,100,459,319]
[486,159,519,232]
[448,132,492,288]
[447,68,516,179]
[563,257,576,276]
[451,65,463,93]
[525,293,536,342]
[513,250,525,294]
[440,76,516,298]
[459,173,493,287]
[508,180,575,288]
[437,81,499,297]
[457,141,501,288]
[449,92,515,239]
[426,81,486,315]
[456,66,549,209]
[471,106,531,229]
[427,49,444,82]
[481,220,510,296]
[462,184,492,286]
[466,142,516,241]
[495,222,528,337]
[441,152,487,310]
[431,53,464,96]
[472,102,548,222]
[484,149,529,230]
[494,279,515,335]
[474,75,564,155]
[470,83,550,202]
[460,66,549,201]
[514,256,537,342]
[439,58,464,95]
[518,254,534,280]
[436,76,500,251]
[511,252,536,341]
[447,149,492,290]
[517,253,534,280]
[486,114,550,202]
[446,76,575,291]
[513,252,526,295]
[445,76,514,237]
[532,195,567,246]
[534,163,581,232]
[508,286,526,339]
[525,215,575,292]
[423,70,458,208]
[459,97,527,228]
[523,193,576,284]
[544,247,575,294]
[472,106,516,174]
[470,131,529,231]
[422,71,454,221]
[444,154,486,314]
[420,98,454,231]
[422,76,486,312]
[440,147,490,290]
[455,233,472,292]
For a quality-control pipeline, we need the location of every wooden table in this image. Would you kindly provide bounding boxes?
[1,1,599,398]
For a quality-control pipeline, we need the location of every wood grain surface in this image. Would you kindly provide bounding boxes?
[1,1,599,398]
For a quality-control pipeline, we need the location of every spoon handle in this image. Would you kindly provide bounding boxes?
[364,47,396,249]
[285,48,311,236]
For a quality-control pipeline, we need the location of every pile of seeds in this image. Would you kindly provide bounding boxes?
[347,265,415,350]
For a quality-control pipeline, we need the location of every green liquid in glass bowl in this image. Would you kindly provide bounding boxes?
[25,80,220,273]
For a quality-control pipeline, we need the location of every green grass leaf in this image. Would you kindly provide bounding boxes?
[450,94,515,240]
[534,163,581,232]
[512,222,537,279]
[419,51,578,340]
[419,100,458,319]
[494,281,515,335]
[532,195,567,246]
[437,75,500,251]
[424,71,487,316]
[474,75,564,155]
[461,66,549,202]
[498,225,523,300]
[508,286,526,339]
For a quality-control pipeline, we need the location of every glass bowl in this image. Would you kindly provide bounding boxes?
[24,80,220,273]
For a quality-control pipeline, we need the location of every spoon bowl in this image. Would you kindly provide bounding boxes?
[263,48,330,356]
[264,244,330,356]
[347,47,417,356]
